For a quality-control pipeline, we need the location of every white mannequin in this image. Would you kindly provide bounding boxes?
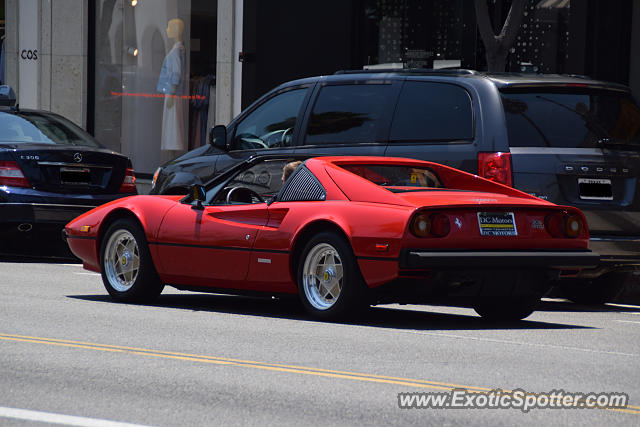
[157,18,186,151]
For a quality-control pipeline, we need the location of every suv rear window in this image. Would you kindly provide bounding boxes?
[501,90,640,149]
[390,81,473,141]
[305,83,391,145]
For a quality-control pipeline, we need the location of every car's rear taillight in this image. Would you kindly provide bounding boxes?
[0,161,30,188]
[411,213,431,237]
[545,213,584,238]
[477,152,512,187]
[410,212,451,238]
[119,168,136,193]
[563,215,584,238]
[430,213,451,237]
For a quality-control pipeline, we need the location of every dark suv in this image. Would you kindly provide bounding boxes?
[151,69,640,302]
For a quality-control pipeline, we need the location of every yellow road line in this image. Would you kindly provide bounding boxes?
[0,333,488,391]
[1,333,638,415]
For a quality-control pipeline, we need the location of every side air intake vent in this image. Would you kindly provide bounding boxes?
[280,167,326,202]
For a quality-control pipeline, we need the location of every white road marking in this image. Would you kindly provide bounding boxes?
[0,406,153,427]
[399,330,639,357]
[349,310,639,357]
[74,272,100,276]
[615,320,640,325]
[606,303,640,309]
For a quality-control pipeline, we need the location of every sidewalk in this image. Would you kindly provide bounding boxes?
[136,178,153,195]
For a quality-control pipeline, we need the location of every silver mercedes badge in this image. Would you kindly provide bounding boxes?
[73,153,83,163]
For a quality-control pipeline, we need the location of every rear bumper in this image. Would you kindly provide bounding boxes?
[0,202,95,224]
[589,236,640,266]
[400,250,601,270]
[0,202,96,257]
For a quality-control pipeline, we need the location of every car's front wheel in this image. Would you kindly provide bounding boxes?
[100,218,164,303]
[297,231,366,320]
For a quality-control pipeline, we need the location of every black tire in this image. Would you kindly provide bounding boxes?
[100,218,164,303]
[559,272,627,305]
[473,296,539,321]
[296,231,366,320]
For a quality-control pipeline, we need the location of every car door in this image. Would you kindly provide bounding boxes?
[294,79,399,157]
[213,85,313,174]
[154,157,293,289]
[154,202,269,288]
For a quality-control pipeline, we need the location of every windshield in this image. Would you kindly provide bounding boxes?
[208,158,296,204]
[341,164,443,191]
[501,90,640,149]
[0,111,101,147]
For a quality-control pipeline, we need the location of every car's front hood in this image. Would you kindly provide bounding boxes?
[65,195,183,239]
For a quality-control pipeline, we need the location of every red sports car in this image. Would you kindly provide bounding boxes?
[64,156,599,320]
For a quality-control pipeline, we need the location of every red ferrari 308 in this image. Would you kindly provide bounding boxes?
[64,156,599,320]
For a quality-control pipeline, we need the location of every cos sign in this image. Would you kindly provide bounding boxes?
[21,49,38,60]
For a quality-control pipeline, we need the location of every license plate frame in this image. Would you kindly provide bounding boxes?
[477,212,518,236]
[60,167,91,185]
[578,178,613,200]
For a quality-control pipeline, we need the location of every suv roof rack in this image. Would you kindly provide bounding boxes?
[334,68,480,76]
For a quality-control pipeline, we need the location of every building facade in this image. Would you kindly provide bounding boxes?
[3,0,640,177]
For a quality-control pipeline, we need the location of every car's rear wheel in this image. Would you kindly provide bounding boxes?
[473,296,539,321]
[297,231,365,320]
[100,218,164,303]
[559,272,627,305]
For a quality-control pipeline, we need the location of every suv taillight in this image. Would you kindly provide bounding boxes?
[0,161,30,188]
[478,152,513,187]
[119,168,136,193]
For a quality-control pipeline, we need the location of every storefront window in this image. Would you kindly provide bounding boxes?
[362,0,572,73]
[363,0,465,69]
[511,0,571,74]
[0,2,5,85]
[94,0,217,175]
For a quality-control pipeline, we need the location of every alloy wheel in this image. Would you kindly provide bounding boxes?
[301,243,344,310]
[103,229,140,292]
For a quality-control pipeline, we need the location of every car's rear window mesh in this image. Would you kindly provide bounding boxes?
[341,164,443,190]
[280,166,326,202]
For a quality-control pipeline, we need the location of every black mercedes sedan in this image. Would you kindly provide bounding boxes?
[0,86,136,258]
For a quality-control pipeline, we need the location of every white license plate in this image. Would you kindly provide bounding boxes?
[477,212,518,236]
[578,178,613,200]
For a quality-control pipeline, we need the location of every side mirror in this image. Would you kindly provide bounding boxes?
[190,184,206,210]
[0,85,17,106]
[210,125,229,151]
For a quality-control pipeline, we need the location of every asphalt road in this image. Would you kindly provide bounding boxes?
[1,258,639,426]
